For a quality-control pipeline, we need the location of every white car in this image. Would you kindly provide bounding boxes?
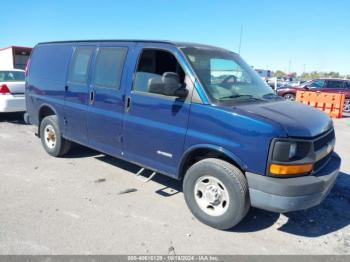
[0,69,26,112]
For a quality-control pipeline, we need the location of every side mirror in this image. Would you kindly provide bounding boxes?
[303,85,309,89]
[148,72,188,98]
[174,87,189,98]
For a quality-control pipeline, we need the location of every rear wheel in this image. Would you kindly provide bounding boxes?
[40,115,71,157]
[283,93,296,101]
[183,158,250,230]
[344,98,350,113]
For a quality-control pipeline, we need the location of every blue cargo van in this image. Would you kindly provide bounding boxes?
[25,40,341,229]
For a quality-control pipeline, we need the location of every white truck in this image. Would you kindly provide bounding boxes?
[0,46,32,70]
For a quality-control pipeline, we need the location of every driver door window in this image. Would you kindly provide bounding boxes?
[133,49,186,95]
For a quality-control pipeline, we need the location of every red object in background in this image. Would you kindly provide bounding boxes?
[277,79,350,113]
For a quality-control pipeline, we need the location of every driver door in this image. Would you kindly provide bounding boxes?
[122,44,193,176]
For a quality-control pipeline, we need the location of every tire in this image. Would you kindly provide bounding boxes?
[40,115,71,157]
[344,98,350,113]
[183,158,250,230]
[283,93,296,101]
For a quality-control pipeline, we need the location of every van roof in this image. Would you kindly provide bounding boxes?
[37,40,229,51]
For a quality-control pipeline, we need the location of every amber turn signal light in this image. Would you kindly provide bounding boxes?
[269,163,313,175]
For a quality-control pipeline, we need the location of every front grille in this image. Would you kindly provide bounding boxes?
[312,129,335,172]
[313,129,335,151]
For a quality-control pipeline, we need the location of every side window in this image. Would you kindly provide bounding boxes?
[93,47,127,89]
[29,45,72,82]
[68,47,94,84]
[309,80,325,88]
[326,80,343,89]
[133,49,185,94]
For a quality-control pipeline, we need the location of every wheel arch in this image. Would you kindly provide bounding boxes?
[37,104,58,137]
[344,97,350,113]
[177,144,246,180]
[283,92,296,97]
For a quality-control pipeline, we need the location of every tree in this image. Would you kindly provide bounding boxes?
[300,71,344,80]
[301,71,320,80]
[324,72,340,78]
[274,70,286,78]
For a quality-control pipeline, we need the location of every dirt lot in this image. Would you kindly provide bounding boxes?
[0,112,349,255]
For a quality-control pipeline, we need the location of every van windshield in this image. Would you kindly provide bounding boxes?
[181,47,277,103]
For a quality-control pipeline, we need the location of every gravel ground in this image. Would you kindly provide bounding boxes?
[0,112,349,255]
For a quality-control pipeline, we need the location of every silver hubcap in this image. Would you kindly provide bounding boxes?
[284,94,295,101]
[344,99,350,113]
[194,176,230,216]
[44,124,56,149]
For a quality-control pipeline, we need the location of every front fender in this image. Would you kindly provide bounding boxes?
[176,144,247,179]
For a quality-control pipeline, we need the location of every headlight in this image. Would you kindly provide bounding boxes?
[289,143,297,159]
[268,139,313,176]
[271,141,299,162]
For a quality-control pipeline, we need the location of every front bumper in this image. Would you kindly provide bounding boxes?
[246,152,341,213]
[0,94,25,112]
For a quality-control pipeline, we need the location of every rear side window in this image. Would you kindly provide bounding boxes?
[68,47,94,84]
[326,80,344,89]
[29,44,72,81]
[0,71,25,82]
[93,47,127,89]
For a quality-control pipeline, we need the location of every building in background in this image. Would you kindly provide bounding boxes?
[255,69,274,80]
[0,46,32,70]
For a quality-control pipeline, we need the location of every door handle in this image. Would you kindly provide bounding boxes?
[125,96,131,112]
[65,85,69,92]
[89,90,95,104]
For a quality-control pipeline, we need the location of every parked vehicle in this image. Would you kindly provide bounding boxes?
[25,40,341,229]
[277,78,350,112]
[279,80,306,89]
[0,69,26,112]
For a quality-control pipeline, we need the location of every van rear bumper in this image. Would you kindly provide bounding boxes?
[246,152,341,213]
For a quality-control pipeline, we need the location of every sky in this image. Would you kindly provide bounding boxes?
[2,0,349,75]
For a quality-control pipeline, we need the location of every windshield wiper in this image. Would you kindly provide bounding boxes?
[262,93,280,100]
[219,94,264,101]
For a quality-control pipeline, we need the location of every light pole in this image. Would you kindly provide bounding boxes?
[288,60,292,74]
[238,25,243,55]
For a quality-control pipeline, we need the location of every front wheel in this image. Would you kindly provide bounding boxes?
[40,115,71,157]
[283,93,296,101]
[344,98,350,113]
[183,158,250,230]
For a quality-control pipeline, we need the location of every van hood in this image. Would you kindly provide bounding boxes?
[228,100,333,138]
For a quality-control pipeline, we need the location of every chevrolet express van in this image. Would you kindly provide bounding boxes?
[25,40,341,229]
